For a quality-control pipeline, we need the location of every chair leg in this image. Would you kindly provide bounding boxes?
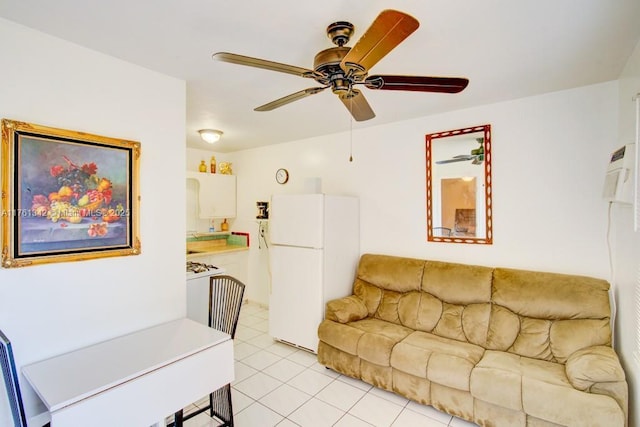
[210,383,234,427]
[174,409,183,427]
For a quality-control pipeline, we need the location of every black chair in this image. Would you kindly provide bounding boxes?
[172,275,245,427]
[1,330,50,427]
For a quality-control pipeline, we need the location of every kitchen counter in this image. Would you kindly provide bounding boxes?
[186,233,249,284]
[186,232,249,259]
[186,244,248,259]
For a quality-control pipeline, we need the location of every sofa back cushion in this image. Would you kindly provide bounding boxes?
[355,255,495,344]
[492,268,611,319]
[357,254,424,292]
[493,268,612,363]
[352,254,612,363]
[398,292,443,332]
[355,254,424,323]
[461,303,520,351]
[422,261,494,305]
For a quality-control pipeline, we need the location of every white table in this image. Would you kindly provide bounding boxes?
[22,318,233,427]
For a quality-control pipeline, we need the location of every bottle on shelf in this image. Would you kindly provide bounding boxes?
[209,219,215,233]
[198,160,207,173]
[221,218,229,231]
[210,156,217,174]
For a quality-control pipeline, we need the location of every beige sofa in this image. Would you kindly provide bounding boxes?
[317,254,628,427]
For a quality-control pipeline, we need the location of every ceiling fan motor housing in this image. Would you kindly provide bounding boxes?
[314,47,366,95]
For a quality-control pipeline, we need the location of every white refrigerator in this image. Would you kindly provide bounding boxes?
[268,193,359,353]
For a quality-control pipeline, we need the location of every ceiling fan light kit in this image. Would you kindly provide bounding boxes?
[198,129,223,144]
[211,9,469,122]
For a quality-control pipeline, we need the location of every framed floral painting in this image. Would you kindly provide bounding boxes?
[1,119,141,268]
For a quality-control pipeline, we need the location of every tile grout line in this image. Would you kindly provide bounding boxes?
[219,304,473,427]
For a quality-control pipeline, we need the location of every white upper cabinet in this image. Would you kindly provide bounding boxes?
[187,171,236,218]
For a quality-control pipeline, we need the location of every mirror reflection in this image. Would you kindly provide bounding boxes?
[426,124,492,244]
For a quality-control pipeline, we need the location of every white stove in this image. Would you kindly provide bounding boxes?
[186,261,226,325]
[186,261,225,280]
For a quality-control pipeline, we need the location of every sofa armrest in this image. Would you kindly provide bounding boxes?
[325,295,368,323]
[565,345,626,390]
[566,345,628,423]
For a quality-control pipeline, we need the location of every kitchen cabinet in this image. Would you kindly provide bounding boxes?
[187,171,236,219]
[210,251,248,285]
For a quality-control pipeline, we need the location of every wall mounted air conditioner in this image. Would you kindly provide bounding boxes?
[603,143,635,204]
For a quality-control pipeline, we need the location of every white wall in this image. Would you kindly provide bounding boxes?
[0,18,186,424]
[613,38,640,427]
[229,81,617,307]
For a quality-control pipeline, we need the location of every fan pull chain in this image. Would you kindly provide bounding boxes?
[349,94,354,162]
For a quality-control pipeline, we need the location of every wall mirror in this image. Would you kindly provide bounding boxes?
[425,124,492,244]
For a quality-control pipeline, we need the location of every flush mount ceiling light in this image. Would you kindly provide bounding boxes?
[198,129,223,144]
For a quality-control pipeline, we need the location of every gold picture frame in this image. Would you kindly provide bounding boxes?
[1,119,141,268]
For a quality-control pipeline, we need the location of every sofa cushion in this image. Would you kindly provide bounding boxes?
[318,317,414,366]
[350,318,414,366]
[422,260,493,305]
[317,319,365,356]
[549,318,611,363]
[470,350,570,412]
[461,303,520,351]
[391,331,484,391]
[325,295,368,323]
[565,345,626,391]
[374,289,402,323]
[470,349,624,426]
[398,291,443,332]
[509,317,554,361]
[522,373,625,427]
[432,303,466,341]
[353,279,383,316]
[357,254,424,292]
[492,268,611,320]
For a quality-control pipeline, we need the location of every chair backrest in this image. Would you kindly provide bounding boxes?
[432,227,452,237]
[208,275,246,339]
[1,329,27,427]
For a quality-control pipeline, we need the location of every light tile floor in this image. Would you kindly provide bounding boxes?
[178,302,478,427]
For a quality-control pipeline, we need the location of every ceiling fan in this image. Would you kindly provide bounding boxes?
[212,9,469,122]
[436,138,485,165]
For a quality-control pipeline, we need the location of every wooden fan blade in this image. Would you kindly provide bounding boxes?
[365,75,469,93]
[213,52,320,79]
[340,10,419,73]
[255,87,327,111]
[339,89,375,121]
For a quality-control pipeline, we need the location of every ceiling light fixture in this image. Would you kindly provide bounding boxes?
[198,129,223,144]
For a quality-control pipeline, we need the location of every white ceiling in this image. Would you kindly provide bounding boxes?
[1,1,639,152]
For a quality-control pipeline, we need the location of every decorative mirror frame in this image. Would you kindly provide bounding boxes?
[425,124,492,244]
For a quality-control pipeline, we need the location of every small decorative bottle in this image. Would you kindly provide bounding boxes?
[198,160,207,173]
[210,156,216,174]
[221,218,229,231]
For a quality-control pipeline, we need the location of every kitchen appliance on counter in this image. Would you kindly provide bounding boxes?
[186,261,226,325]
[268,193,359,353]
